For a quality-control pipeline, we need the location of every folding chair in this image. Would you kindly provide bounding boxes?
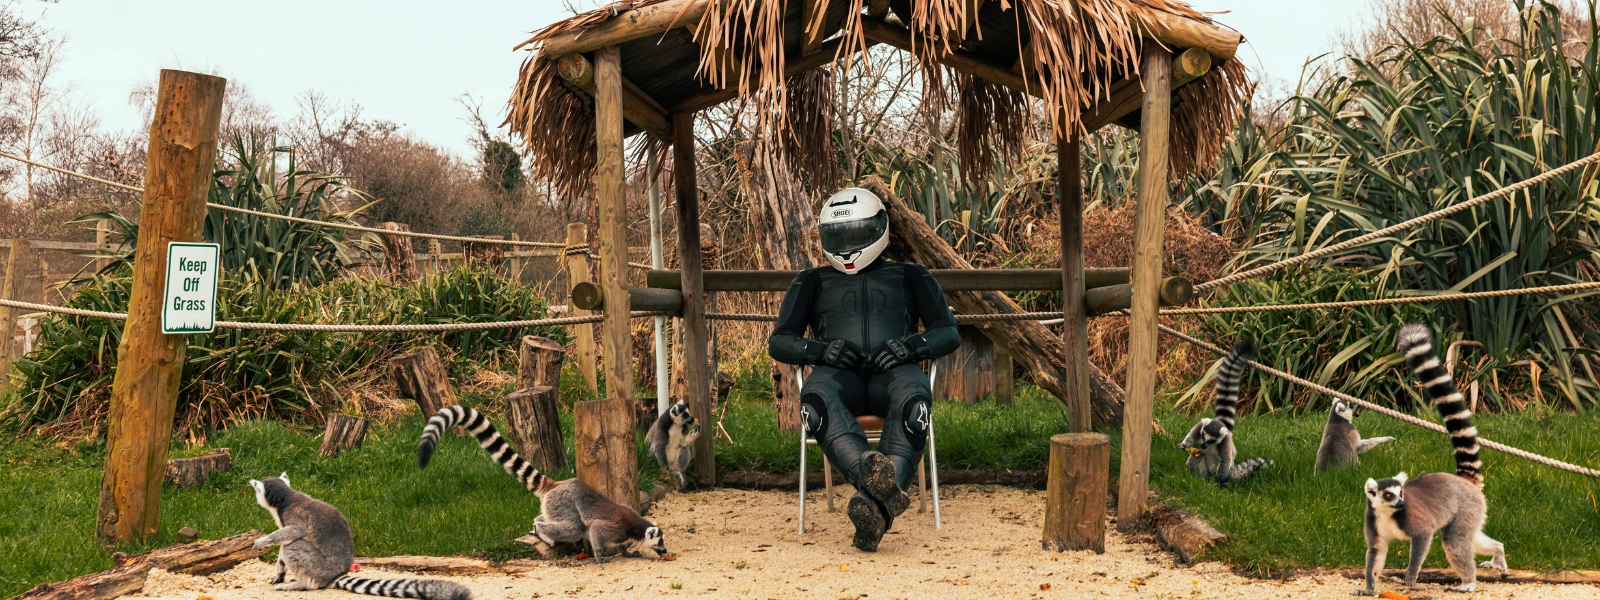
[797,364,941,533]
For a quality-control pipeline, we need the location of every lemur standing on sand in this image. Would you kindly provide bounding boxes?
[418,405,668,564]
[1355,324,1508,596]
[249,474,470,600]
[646,400,701,489]
[1179,340,1273,485]
[1315,399,1395,472]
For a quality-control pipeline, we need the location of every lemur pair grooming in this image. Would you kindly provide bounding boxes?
[418,405,669,564]
[1356,324,1507,596]
[646,400,701,489]
[1179,340,1274,484]
[249,474,471,600]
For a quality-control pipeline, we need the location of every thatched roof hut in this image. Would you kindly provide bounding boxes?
[509,0,1248,199]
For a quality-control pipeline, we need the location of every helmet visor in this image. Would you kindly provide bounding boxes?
[819,210,888,255]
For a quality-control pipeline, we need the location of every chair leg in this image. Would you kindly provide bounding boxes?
[798,428,807,534]
[824,454,835,512]
[917,456,927,513]
[929,419,941,530]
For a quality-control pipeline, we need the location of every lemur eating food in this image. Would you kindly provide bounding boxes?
[1179,339,1273,485]
[1315,399,1395,472]
[646,400,700,489]
[418,405,668,563]
[249,474,471,599]
[1355,324,1508,596]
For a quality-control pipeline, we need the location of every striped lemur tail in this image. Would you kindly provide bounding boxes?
[418,405,552,495]
[1396,324,1482,484]
[1213,339,1257,431]
[334,574,470,600]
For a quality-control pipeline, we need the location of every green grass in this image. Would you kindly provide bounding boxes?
[1145,405,1600,576]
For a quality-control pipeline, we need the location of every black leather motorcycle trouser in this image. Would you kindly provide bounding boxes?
[801,363,932,491]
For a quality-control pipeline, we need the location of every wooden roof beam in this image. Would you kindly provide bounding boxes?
[669,36,880,115]
[861,17,1031,93]
[1142,10,1241,61]
[801,0,830,56]
[1082,47,1210,132]
[557,52,673,140]
[535,0,710,59]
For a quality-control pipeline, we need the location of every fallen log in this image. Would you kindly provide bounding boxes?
[15,530,262,600]
[165,448,231,488]
[1339,568,1600,585]
[863,176,1125,427]
[1152,506,1227,563]
[719,468,1046,491]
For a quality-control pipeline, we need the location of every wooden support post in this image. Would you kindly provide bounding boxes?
[801,0,830,55]
[318,415,368,458]
[164,448,231,488]
[388,347,457,418]
[1042,433,1109,553]
[97,70,225,545]
[1059,132,1091,432]
[1118,41,1172,529]
[673,111,716,485]
[574,397,639,510]
[428,239,443,274]
[1,238,31,395]
[565,223,600,396]
[506,386,567,472]
[509,233,523,282]
[96,219,113,271]
[379,223,418,283]
[594,45,632,400]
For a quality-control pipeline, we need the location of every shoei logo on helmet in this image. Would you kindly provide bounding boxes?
[831,209,851,218]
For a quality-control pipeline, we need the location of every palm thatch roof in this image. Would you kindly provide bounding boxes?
[508,0,1249,200]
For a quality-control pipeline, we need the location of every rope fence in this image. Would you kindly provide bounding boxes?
[1156,322,1600,480]
[0,298,665,333]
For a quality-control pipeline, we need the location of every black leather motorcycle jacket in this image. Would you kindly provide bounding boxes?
[768,260,959,367]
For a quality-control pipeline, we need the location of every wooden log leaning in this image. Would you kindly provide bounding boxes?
[573,398,639,511]
[14,529,262,600]
[318,414,368,458]
[1152,506,1228,563]
[1042,433,1110,553]
[505,386,567,472]
[864,177,1126,427]
[389,347,457,419]
[379,222,419,283]
[165,448,231,488]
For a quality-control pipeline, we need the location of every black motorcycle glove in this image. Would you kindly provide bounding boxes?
[867,334,930,372]
[802,338,864,370]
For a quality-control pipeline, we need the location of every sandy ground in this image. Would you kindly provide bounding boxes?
[128,485,1597,600]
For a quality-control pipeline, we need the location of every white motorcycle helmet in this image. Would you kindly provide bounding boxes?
[817,187,889,275]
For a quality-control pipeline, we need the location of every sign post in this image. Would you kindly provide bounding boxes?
[162,242,219,334]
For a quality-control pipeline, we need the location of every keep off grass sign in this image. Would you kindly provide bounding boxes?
[162,242,220,334]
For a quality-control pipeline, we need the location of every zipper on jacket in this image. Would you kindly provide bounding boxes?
[859,271,870,356]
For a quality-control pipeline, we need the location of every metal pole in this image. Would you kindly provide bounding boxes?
[648,145,669,416]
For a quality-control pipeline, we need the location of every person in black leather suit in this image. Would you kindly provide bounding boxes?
[768,187,959,552]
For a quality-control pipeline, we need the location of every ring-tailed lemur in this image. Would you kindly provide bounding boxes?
[249,474,470,600]
[418,405,668,563]
[1315,399,1395,472]
[646,400,700,489]
[1179,340,1272,484]
[1355,324,1508,596]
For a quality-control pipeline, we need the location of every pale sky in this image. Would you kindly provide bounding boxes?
[35,0,1368,158]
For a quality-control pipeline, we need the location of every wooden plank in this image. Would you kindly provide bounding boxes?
[565,223,600,395]
[932,325,996,402]
[1059,132,1091,432]
[594,45,633,400]
[994,343,1014,404]
[673,111,716,485]
[1083,48,1211,132]
[535,0,711,59]
[669,37,879,114]
[1117,40,1172,530]
[645,268,1130,292]
[555,53,672,140]
[1042,433,1110,553]
[0,239,104,252]
[98,69,226,545]
[574,397,640,510]
[1,238,30,397]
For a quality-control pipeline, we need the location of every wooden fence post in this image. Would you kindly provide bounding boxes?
[389,347,457,418]
[565,223,600,396]
[98,69,226,545]
[428,239,443,274]
[1,238,31,396]
[509,233,523,282]
[97,218,113,272]
[379,223,418,283]
[673,110,716,485]
[1117,40,1172,529]
[1059,131,1091,432]
[574,397,639,509]
[1043,433,1110,553]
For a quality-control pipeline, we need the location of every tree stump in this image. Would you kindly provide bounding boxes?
[389,348,457,418]
[463,235,505,267]
[574,398,639,511]
[1042,433,1109,553]
[379,223,419,283]
[505,386,567,472]
[519,336,564,390]
[772,363,803,432]
[318,414,368,458]
[165,449,231,489]
[1153,506,1228,563]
